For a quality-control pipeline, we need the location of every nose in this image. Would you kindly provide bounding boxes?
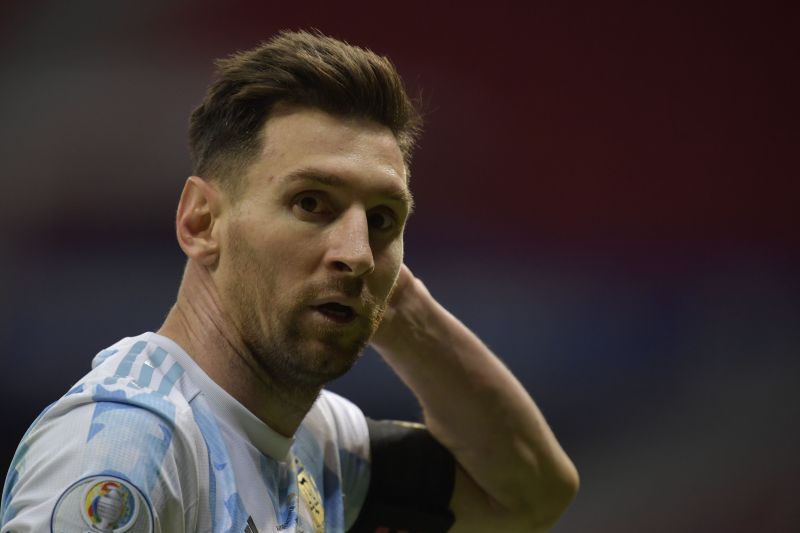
[325,207,375,277]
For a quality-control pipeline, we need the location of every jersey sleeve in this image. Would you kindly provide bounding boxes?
[347,419,456,533]
[307,393,456,532]
[1,399,201,533]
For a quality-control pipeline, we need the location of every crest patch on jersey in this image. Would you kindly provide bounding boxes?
[294,456,324,533]
[52,475,153,532]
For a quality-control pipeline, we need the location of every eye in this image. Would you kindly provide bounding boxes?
[292,192,334,221]
[367,210,395,231]
[297,194,324,213]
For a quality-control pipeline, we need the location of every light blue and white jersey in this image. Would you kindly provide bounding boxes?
[1,333,371,533]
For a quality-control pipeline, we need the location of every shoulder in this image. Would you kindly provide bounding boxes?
[1,335,209,531]
[41,334,204,449]
[88,333,200,412]
[3,402,202,532]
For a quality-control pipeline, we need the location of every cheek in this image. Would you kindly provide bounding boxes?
[219,219,276,294]
[374,243,403,298]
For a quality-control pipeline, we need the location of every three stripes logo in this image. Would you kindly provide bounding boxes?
[244,515,259,533]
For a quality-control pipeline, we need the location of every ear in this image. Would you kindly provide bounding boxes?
[175,176,223,266]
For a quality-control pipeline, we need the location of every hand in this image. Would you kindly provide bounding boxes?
[370,264,434,353]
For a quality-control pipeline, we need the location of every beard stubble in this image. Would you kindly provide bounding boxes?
[224,235,387,392]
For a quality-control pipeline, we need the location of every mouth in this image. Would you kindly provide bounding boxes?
[312,302,357,324]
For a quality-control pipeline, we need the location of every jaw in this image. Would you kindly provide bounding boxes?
[239,308,369,391]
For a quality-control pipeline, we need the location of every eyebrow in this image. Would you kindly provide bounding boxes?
[280,168,415,212]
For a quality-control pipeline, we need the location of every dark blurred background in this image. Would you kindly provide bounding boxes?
[2,1,798,531]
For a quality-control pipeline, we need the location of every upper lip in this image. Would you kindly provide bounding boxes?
[311,296,362,315]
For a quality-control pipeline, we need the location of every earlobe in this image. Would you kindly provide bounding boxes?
[176,176,222,266]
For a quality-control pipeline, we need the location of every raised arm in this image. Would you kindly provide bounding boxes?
[370,265,579,532]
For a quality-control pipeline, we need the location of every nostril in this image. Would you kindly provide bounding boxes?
[333,260,353,272]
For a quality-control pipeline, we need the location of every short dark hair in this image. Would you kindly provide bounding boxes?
[188,30,423,192]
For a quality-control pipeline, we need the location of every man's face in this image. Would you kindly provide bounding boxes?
[213,106,411,388]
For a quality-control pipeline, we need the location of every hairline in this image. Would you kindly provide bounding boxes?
[208,103,413,199]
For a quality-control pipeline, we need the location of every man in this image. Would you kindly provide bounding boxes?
[1,30,578,532]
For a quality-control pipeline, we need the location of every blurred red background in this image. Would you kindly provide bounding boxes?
[1,1,798,531]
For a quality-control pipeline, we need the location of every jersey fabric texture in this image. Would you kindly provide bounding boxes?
[1,332,371,533]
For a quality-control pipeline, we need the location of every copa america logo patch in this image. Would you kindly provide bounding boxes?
[82,479,138,531]
[52,475,152,532]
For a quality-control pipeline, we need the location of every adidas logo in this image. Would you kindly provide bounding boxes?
[244,515,259,533]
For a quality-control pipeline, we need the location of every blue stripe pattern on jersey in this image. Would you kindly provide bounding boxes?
[157,362,184,396]
[135,347,167,388]
[65,383,85,396]
[92,348,119,367]
[115,340,148,378]
[191,397,248,532]
[259,452,298,529]
[84,402,175,495]
[1,402,56,525]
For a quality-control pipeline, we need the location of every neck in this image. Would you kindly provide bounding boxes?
[158,260,319,437]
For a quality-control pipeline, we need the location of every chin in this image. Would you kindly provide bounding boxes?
[272,337,364,389]
[312,339,366,378]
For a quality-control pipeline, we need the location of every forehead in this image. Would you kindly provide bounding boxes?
[242,106,408,198]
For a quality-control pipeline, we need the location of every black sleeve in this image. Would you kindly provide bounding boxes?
[348,418,456,533]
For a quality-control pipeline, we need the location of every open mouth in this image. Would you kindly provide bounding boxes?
[314,302,357,323]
